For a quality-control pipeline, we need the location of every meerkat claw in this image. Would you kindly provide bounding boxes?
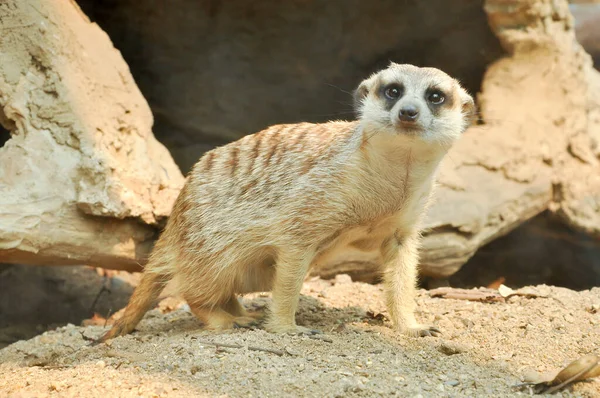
[404,325,442,338]
[232,316,261,329]
[430,326,442,334]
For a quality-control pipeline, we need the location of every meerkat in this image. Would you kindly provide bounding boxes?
[96,63,474,343]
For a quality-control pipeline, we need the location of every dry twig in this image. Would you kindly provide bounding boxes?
[194,339,285,356]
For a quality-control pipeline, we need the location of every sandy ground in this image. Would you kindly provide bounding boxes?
[0,269,599,397]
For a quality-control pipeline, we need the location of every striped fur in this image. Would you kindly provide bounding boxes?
[97,63,475,342]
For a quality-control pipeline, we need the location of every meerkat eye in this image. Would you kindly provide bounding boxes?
[427,91,445,105]
[384,85,402,100]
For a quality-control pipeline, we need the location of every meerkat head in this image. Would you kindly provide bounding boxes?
[354,63,475,147]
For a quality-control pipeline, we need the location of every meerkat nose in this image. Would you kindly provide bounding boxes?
[399,105,419,122]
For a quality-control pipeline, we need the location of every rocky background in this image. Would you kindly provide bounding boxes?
[0,0,599,390]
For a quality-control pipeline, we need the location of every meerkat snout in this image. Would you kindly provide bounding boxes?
[398,103,420,122]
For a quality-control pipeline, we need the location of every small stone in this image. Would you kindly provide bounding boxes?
[445,380,460,387]
[522,369,545,384]
[459,318,474,328]
[563,314,574,323]
[285,347,300,356]
[437,341,469,355]
[95,360,106,368]
[334,274,353,285]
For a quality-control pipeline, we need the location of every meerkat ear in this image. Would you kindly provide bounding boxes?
[353,74,377,111]
[458,87,476,129]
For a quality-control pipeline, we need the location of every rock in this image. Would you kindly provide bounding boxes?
[334,274,353,285]
[0,0,184,270]
[437,341,471,356]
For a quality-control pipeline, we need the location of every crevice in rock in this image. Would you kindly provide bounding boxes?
[0,265,135,349]
[0,115,13,148]
[445,211,600,291]
[571,2,600,69]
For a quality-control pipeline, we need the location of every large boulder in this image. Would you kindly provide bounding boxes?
[0,0,184,269]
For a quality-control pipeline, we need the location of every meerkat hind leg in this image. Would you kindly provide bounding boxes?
[187,296,259,331]
[223,295,264,326]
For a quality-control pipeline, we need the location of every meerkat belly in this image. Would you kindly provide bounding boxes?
[312,217,400,271]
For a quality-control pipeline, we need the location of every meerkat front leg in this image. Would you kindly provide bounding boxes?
[383,234,441,337]
[264,250,320,335]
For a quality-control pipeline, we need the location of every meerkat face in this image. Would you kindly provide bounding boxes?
[354,63,475,146]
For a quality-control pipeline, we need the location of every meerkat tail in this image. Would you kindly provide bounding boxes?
[93,269,171,345]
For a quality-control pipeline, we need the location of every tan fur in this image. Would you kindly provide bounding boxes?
[97,63,475,343]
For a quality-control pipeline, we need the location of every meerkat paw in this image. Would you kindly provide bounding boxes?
[247,310,266,321]
[231,316,262,329]
[402,324,442,338]
[204,315,261,331]
[91,319,135,346]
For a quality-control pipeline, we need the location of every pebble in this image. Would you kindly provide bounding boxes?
[522,369,545,383]
[437,341,470,355]
[334,274,353,285]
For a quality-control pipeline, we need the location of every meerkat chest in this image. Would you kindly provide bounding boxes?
[315,181,430,268]
[312,213,406,271]
[310,154,437,269]
[348,155,436,224]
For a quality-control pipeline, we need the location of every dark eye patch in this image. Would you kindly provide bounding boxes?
[425,86,453,116]
[380,83,404,110]
[425,87,446,105]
